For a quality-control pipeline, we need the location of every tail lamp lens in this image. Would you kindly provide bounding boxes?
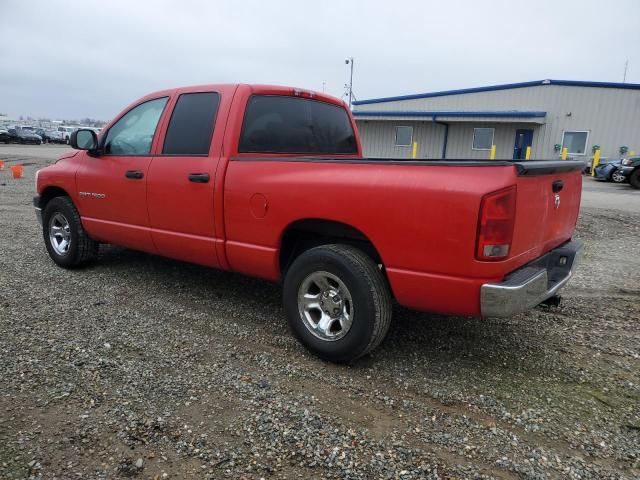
[476,186,517,261]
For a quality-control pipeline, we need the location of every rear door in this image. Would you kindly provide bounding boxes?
[146,89,226,267]
[76,97,169,252]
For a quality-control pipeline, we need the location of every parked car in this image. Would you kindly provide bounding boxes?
[0,128,10,143]
[43,129,66,144]
[584,156,617,175]
[6,128,42,145]
[34,84,584,362]
[618,156,640,189]
[593,159,627,183]
[57,126,77,144]
[34,128,48,142]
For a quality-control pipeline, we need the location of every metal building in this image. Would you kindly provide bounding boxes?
[352,79,640,161]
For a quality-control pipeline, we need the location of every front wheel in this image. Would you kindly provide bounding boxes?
[283,244,392,363]
[611,170,626,183]
[42,196,98,268]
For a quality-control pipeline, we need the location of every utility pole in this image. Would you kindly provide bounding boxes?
[345,57,354,108]
[623,60,628,83]
[322,81,326,93]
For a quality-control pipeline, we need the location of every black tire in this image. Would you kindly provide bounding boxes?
[42,196,98,268]
[611,169,626,183]
[629,169,640,189]
[283,244,392,363]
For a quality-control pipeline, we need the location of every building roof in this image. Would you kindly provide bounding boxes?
[352,79,640,106]
[352,110,546,118]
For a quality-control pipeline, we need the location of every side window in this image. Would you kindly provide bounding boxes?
[561,131,589,155]
[238,95,357,154]
[103,97,168,155]
[162,92,220,155]
[472,128,494,150]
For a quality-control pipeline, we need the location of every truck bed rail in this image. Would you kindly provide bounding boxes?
[231,156,586,175]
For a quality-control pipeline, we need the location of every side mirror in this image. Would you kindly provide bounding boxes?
[70,129,98,151]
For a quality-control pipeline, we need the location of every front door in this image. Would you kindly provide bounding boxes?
[147,91,222,267]
[76,97,169,252]
[513,129,534,160]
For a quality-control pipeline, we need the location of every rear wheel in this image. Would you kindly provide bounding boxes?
[283,244,392,363]
[42,196,98,268]
[630,169,640,189]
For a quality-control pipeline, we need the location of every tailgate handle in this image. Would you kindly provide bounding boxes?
[552,180,564,193]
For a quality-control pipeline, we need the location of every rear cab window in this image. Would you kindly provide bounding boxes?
[238,95,357,154]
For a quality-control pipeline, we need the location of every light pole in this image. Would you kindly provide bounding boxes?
[345,57,354,108]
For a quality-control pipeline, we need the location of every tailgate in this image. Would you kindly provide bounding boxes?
[510,161,583,261]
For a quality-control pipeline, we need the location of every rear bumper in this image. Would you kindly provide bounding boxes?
[480,240,583,317]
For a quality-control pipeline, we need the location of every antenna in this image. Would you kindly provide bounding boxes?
[345,57,354,108]
[623,60,628,83]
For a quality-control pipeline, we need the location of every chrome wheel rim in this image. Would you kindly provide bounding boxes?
[297,271,353,342]
[612,172,625,182]
[49,212,71,255]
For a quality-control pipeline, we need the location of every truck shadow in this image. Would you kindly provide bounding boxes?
[96,246,553,374]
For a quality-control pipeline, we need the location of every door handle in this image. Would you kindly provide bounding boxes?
[125,170,144,179]
[188,173,210,183]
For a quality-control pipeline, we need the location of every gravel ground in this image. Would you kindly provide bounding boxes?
[1,152,639,479]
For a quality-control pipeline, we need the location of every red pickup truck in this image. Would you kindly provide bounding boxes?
[34,84,583,362]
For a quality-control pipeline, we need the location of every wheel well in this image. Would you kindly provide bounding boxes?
[39,186,69,209]
[279,219,383,275]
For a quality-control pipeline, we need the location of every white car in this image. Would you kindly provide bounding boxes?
[57,126,77,144]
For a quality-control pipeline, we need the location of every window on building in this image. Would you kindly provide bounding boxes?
[472,128,494,150]
[395,126,413,147]
[561,131,589,155]
[163,92,220,155]
[238,95,357,154]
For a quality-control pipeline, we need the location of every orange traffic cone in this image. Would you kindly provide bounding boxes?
[10,165,24,179]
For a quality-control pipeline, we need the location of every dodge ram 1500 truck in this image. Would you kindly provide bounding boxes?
[34,84,583,362]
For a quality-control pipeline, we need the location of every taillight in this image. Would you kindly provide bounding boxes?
[476,186,517,261]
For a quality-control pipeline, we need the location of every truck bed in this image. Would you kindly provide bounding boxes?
[224,157,583,315]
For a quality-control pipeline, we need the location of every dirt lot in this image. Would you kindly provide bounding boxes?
[1,146,638,479]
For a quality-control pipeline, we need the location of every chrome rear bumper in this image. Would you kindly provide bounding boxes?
[480,240,583,317]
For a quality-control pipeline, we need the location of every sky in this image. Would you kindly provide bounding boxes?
[1,0,639,120]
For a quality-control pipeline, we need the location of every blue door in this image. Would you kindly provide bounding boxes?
[513,129,534,159]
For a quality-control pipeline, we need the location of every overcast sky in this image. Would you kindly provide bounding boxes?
[1,0,639,120]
